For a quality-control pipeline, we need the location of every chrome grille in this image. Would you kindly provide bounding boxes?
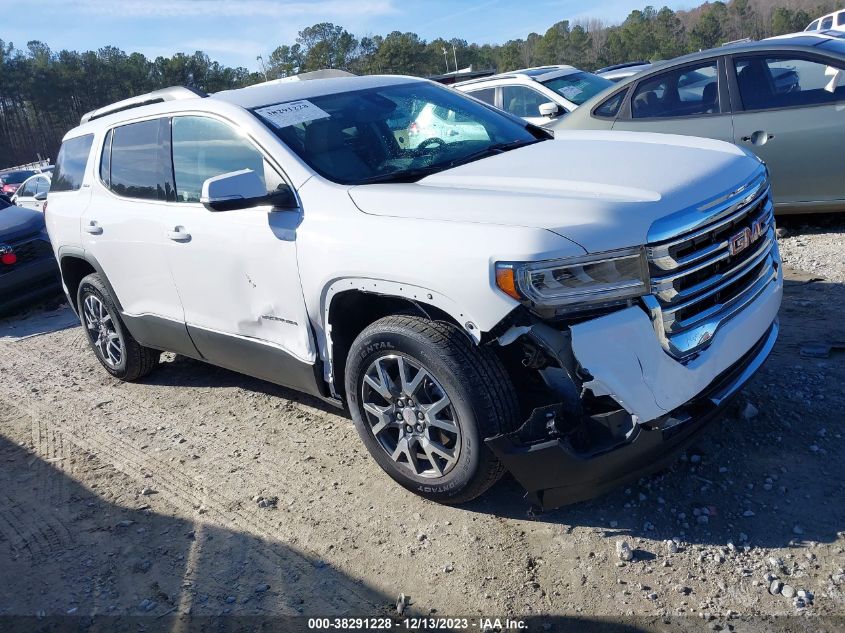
[644,175,779,359]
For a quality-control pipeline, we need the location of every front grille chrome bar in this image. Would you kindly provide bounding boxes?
[643,171,779,360]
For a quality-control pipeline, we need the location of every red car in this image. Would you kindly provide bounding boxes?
[0,170,36,195]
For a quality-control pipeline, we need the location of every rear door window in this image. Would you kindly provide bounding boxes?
[632,61,720,118]
[50,135,94,192]
[109,119,174,201]
[17,179,37,197]
[734,55,845,111]
[35,177,50,195]
[501,85,549,117]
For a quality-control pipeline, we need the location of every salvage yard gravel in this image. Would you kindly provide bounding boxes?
[0,219,843,628]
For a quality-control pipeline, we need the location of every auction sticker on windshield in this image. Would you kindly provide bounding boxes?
[255,100,330,128]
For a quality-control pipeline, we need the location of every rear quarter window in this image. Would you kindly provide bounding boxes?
[594,88,629,118]
[51,134,95,192]
[466,87,496,106]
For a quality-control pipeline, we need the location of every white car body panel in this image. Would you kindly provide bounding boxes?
[82,191,186,322]
[570,262,782,422]
[294,177,582,363]
[161,200,316,364]
[351,130,760,253]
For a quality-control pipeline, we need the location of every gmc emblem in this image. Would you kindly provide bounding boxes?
[729,216,767,256]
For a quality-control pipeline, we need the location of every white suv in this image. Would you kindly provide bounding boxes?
[805,9,845,32]
[11,173,51,211]
[46,74,782,509]
[455,65,614,129]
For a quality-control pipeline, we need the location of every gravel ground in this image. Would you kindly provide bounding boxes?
[777,215,845,283]
[0,220,843,631]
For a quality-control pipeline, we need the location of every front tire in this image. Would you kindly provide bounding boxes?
[345,315,519,504]
[77,273,160,381]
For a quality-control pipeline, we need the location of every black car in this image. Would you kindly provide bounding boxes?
[0,204,61,314]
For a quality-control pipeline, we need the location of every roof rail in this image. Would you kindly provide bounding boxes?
[454,73,518,87]
[80,86,208,125]
[721,37,754,47]
[595,61,651,74]
[241,68,356,90]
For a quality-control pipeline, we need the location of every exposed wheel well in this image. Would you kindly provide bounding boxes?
[60,256,97,311]
[327,290,462,399]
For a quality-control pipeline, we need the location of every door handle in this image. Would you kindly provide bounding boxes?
[166,226,191,242]
[84,221,103,235]
[741,131,774,145]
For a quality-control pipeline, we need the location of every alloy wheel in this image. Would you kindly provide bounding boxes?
[82,294,123,369]
[360,354,461,479]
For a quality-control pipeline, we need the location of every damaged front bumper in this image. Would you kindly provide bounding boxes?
[488,320,778,510]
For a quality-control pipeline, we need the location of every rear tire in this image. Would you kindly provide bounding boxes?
[345,315,519,504]
[77,273,159,381]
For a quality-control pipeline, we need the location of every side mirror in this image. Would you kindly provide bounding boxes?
[200,169,296,212]
[34,191,48,201]
[538,102,562,118]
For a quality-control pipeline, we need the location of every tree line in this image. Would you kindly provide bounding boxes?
[0,0,837,167]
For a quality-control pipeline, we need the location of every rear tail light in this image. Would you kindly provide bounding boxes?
[1,251,16,265]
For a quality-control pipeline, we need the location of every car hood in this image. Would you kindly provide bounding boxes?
[0,204,46,243]
[349,131,763,253]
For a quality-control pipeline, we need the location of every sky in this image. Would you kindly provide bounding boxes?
[1,0,693,71]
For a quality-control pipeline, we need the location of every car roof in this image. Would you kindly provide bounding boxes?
[65,74,428,139]
[454,65,580,88]
[17,173,50,187]
[769,29,845,41]
[211,74,423,109]
[607,34,845,86]
[595,61,651,74]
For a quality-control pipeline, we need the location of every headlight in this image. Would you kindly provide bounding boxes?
[496,248,649,315]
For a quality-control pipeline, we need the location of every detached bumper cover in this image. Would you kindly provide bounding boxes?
[487,320,778,510]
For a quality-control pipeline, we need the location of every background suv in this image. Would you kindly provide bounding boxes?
[805,9,845,31]
[454,65,613,128]
[10,173,51,212]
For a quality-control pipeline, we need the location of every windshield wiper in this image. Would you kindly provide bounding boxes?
[443,138,541,170]
[356,138,544,185]
[354,165,447,185]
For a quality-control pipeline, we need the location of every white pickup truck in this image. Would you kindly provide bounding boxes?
[45,74,782,509]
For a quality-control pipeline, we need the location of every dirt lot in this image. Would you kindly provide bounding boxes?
[1,217,844,631]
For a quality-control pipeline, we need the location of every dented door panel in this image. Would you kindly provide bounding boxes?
[164,204,316,365]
